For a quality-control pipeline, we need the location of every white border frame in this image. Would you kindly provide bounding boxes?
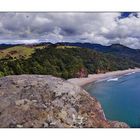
[0,0,140,140]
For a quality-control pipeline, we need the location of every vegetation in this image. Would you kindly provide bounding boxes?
[0,46,35,59]
[0,45,139,79]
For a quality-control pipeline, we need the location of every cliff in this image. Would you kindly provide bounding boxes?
[0,75,129,128]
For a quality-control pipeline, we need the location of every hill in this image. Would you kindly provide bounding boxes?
[0,45,48,60]
[57,42,140,63]
[0,46,35,59]
[0,45,139,78]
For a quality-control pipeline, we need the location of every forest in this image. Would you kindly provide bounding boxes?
[0,45,139,79]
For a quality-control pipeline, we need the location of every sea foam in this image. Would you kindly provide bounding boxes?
[125,72,135,76]
[107,77,119,82]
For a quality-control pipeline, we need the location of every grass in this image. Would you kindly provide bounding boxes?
[0,46,35,59]
[56,46,77,49]
[0,45,46,59]
[0,45,77,60]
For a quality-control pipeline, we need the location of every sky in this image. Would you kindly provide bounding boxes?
[0,12,140,49]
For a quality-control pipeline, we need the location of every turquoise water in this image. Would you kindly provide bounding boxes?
[84,72,140,128]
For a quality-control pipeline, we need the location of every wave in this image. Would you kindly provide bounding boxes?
[95,77,119,83]
[125,72,135,76]
[107,77,119,82]
[95,78,109,83]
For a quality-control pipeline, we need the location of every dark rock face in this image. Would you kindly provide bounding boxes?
[0,75,129,128]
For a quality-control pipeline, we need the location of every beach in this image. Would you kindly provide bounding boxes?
[68,68,140,86]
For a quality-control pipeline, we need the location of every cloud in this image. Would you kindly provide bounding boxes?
[0,12,140,49]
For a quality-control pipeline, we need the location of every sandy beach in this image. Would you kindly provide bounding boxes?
[68,68,140,87]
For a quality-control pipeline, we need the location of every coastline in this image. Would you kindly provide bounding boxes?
[68,68,140,87]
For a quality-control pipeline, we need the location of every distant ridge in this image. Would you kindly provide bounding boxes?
[0,44,22,50]
[55,42,140,63]
[0,41,140,64]
[0,42,53,50]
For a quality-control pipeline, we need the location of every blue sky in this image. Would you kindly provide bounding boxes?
[121,12,132,18]
[0,12,140,49]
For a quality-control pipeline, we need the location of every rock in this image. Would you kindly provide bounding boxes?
[43,122,49,128]
[73,114,84,127]
[15,99,25,106]
[109,121,129,128]
[0,75,129,128]
[16,124,23,128]
[59,110,67,120]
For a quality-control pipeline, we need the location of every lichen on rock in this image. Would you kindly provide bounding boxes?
[0,75,129,128]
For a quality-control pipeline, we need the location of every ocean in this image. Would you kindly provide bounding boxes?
[83,72,140,128]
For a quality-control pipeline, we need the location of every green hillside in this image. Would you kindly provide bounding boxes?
[0,45,139,79]
[0,46,35,59]
[0,45,46,59]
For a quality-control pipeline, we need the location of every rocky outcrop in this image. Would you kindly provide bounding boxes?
[75,68,88,78]
[0,75,129,128]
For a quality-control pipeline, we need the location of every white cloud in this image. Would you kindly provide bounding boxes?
[0,39,40,44]
[0,12,140,49]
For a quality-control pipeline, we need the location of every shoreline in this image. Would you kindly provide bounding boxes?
[68,68,140,87]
